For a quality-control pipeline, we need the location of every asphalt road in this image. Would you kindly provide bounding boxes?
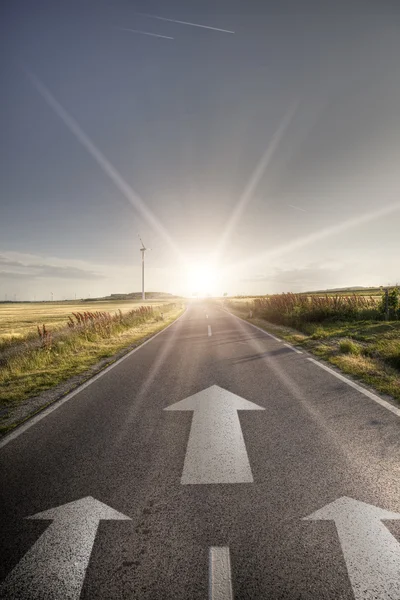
[1,302,399,599]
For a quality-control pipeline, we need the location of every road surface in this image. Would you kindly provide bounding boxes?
[1,302,399,599]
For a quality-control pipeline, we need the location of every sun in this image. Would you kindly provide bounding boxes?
[185,262,218,297]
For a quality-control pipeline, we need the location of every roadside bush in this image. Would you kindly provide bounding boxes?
[379,288,400,319]
[250,293,380,327]
[66,306,155,340]
[339,339,362,356]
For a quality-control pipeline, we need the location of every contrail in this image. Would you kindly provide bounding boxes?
[24,69,182,260]
[215,100,299,260]
[289,204,307,212]
[116,27,174,40]
[135,13,235,34]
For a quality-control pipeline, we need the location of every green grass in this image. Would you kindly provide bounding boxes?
[339,339,362,356]
[224,299,400,404]
[0,302,185,415]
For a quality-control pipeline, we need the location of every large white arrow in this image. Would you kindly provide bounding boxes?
[165,385,264,484]
[304,496,400,600]
[0,496,130,599]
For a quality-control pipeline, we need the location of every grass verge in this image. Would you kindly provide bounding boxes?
[0,303,185,433]
[224,302,400,404]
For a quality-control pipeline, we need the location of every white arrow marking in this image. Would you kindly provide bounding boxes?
[0,497,130,599]
[165,385,264,484]
[304,496,400,600]
[209,547,233,600]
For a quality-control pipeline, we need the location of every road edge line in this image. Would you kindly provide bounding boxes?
[307,358,400,417]
[223,309,283,342]
[284,343,303,354]
[223,307,399,417]
[0,309,188,449]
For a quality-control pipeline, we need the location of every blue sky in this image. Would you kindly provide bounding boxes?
[1,0,399,299]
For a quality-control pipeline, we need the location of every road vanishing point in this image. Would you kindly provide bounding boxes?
[1,302,399,599]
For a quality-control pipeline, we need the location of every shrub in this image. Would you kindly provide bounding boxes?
[379,288,400,319]
[250,293,380,327]
[339,339,362,356]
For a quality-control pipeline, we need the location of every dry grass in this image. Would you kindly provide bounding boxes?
[0,301,185,416]
[0,300,172,349]
[252,293,380,324]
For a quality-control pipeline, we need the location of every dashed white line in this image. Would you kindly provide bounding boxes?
[307,358,400,417]
[284,343,303,354]
[208,325,212,337]
[209,547,233,600]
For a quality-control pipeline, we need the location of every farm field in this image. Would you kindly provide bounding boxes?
[304,287,386,296]
[0,299,177,346]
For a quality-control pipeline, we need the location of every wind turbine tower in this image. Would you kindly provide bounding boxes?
[139,235,148,301]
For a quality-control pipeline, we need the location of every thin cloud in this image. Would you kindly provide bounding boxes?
[0,266,104,281]
[135,13,235,34]
[288,204,307,212]
[0,252,105,280]
[116,27,174,40]
[241,264,341,286]
[0,255,24,268]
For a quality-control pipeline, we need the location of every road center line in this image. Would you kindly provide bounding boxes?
[283,343,303,354]
[307,358,400,417]
[209,547,233,600]
[208,325,212,336]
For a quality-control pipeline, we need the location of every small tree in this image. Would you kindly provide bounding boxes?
[379,287,399,319]
[388,287,400,319]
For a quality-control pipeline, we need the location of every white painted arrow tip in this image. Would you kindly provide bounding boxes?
[303,496,400,521]
[164,385,265,411]
[27,497,131,521]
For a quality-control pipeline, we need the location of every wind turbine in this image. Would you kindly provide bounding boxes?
[138,235,150,301]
